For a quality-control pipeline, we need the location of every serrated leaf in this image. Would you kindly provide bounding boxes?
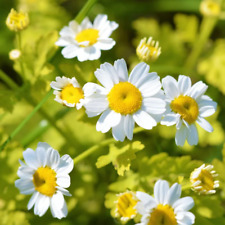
[96,141,144,176]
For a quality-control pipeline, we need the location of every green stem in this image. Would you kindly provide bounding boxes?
[73,138,115,164]
[185,16,218,71]
[0,90,53,151]
[75,0,97,23]
[16,32,26,78]
[73,127,145,164]
[0,70,18,89]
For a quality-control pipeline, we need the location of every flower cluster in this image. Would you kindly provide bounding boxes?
[115,180,195,225]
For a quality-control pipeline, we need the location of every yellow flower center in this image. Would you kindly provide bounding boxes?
[108,82,142,115]
[6,9,29,31]
[75,28,99,46]
[116,193,137,219]
[33,167,57,197]
[191,169,214,192]
[200,1,221,16]
[170,95,199,124]
[148,204,177,225]
[61,84,84,104]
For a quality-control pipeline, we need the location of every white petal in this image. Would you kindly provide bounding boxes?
[198,100,217,117]
[165,183,181,205]
[142,97,166,115]
[50,192,68,219]
[196,117,213,132]
[83,82,107,96]
[187,124,198,146]
[124,115,135,140]
[96,109,121,133]
[56,186,72,196]
[36,147,47,167]
[154,180,170,204]
[61,45,78,59]
[27,191,39,210]
[99,62,120,84]
[162,76,179,99]
[133,110,157,130]
[112,116,125,141]
[57,154,74,174]
[15,179,35,194]
[188,81,208,99]
[114,58,128,81]
[57,174,71,188]
[17,166,35,178]
[178,75,191,95]
[37,142,51,150]
[128,62,150,85]
[95,66,118,89]
[68,20,79,32]
[46,148,60,170]
[84,95,108,116]
[80,17,92,29]
[161,113,178,126]
[93,14,108,29]
[23,148,40,169]
[175,125,188,146]
[173,197,194,213]
[177,212,195,225]
[83,46,101,60]
[136,191,157,215]
[35,195,50,217]
[95,38,115,50]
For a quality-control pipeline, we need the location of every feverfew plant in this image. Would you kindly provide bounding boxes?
[1,0,225,224]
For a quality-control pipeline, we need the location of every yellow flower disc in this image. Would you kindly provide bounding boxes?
[33,167,57,197]
[61,84,84,104]
[148,204,177,225]
[75,28,99,46]
[108,82,142,115]
[116,192,137,219]
[170,95,199,124]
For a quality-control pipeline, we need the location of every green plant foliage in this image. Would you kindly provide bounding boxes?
[96,141,145,176]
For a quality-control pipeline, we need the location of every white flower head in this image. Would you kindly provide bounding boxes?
[56,14,118,61]
[9,49,21,60]
[50,76,85,109]
[200,0,221,17]
[115,191,138,221]
[15,142,74,219]
[83,59,166,141]
[161,75,217,146]
[136,180,195,225]
[190,164,219,195]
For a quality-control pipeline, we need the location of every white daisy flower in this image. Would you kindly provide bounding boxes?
[136,180,195,225]
[50,76,85,109]
[115,191,138,221]
[15,142,74,219]
[83,59,166,141]
[190,164,219,195]
[55,14,118,61]
[161,75,217,146]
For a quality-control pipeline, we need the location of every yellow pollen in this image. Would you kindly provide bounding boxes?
[116,193,137,219]
[33,167,57,197]
[108,82,142,115]
[170,95,199,124]
[61,84,84,104]
[75,28,99,46]
[148,204,177,225]
[191,168,215,192]
[200,0,221,16]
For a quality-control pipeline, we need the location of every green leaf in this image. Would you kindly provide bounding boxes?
[96,141,145,176]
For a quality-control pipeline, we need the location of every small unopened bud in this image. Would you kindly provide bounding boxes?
[136,37,161,63]
[9,49,21,60]
[190,164,219,195]
[200,0,221,17]
[6,9,29,32]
